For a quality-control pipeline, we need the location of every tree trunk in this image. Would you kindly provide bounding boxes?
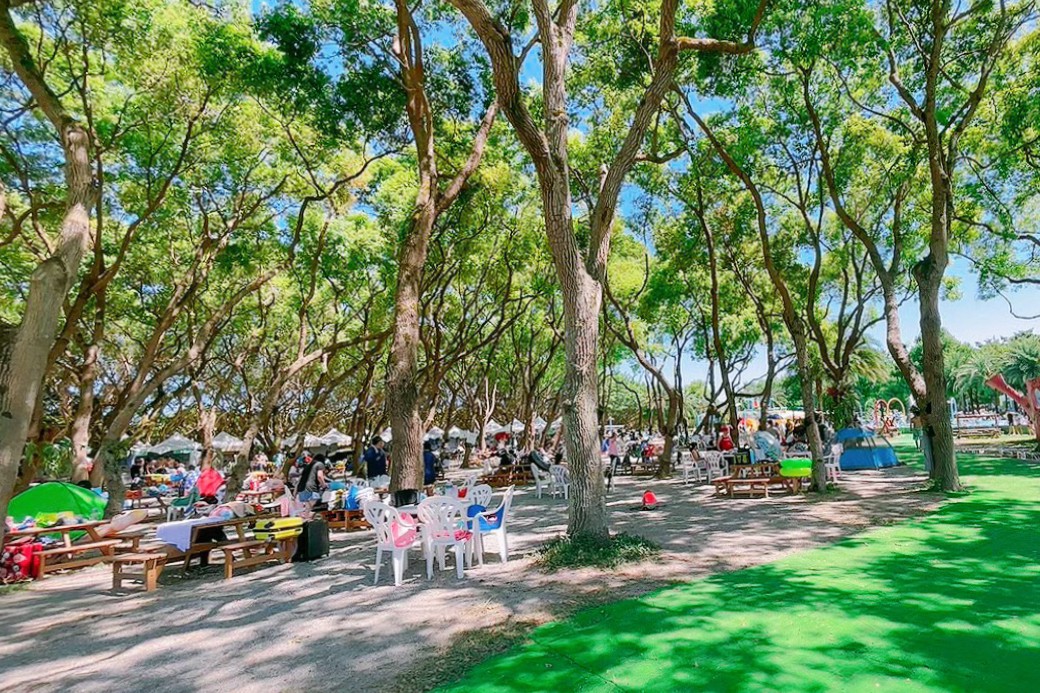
[790,323,827,490]
[559,269,609,539]
[916,265,960,490]
[0,6,96,539]
[74,348,101,486]
[386,208,433,493]
[95,437,127,517]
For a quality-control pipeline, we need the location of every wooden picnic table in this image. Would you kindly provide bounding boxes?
[7,521,122,577]
[155,514,282,574]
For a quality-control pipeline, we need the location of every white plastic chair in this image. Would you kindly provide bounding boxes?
[549,465,570,500]
[363,501,420,587]
[681,451,703,485]
[471,486,514,565]
[417,497,471,580]
[528,464,553,497]
[825,444,842,483]
[469,483,493,510]
[703,451,725,481]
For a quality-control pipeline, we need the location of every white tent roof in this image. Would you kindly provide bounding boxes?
[380,427,393,442]
[425,427,445,440]
[533,416,548,431]
[283,433,326,449]
[447,426,463,437]
[212,432,243,452]
[510,418,525,433]
[485,419,504,434]
[148,433,200,455]
[322,428,353,446]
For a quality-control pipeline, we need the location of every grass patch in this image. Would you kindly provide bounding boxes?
[537,532,660,572]
[440,437,1040,692]
[0,582,30,596]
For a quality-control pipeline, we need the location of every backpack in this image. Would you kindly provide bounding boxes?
[1,539,43,583]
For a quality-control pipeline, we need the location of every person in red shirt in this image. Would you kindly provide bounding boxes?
[717,425,735,451]
[196,465,225,503]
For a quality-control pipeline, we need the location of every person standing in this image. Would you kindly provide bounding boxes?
[297,454,329,507]
[363,436,388,480]
[423,442,438,493]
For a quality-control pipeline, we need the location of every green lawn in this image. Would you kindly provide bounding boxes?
[439,438,1040,692]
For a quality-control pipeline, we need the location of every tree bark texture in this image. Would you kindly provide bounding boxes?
[0,3,96,535]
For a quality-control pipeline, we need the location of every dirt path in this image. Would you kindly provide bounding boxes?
[0,466,941,693]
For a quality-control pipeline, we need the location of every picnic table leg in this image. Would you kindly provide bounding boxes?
[145,559,163,591]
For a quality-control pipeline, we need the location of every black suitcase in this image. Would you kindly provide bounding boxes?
[292,518,330,562]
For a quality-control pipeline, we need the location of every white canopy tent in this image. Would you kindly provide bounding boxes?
[425,426,445,440]
[211,432,243,453]
[510,418,525,433]
[533,416,548,432]
[148,433,200,456]
[283,433,327,450]
[485,419,505,435]
[322,428,353,447]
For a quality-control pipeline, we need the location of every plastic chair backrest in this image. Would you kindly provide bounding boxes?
[417,497,468,537]
[549,465,569,485]
[500,486,514,522]
[363,501,399,547]
[470,484,493,509]
[703,451,723,470]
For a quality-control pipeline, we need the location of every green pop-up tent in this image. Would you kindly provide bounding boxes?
[7,481,107,525]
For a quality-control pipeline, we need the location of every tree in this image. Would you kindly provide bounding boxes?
[0,0,96,534]
[449,0,768,538]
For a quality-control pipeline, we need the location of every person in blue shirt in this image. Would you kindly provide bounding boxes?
[363,436,387,479]
[423,441,438,490]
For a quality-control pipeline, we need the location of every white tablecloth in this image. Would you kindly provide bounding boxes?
[156,516,224,551]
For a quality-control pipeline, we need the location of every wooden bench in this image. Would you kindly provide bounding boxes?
[480,466,534,488]
[720,476,786,497]
[219,537,296,580]
[322,508,370,532]
[958,428,1001,438]
[714,463,789,498]
[37,539,122,576]
[112,553,167,592]
[114,528,150,553]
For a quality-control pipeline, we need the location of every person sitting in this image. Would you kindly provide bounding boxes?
[529,447,551,472]
[364,436,388,480]
[183,464,200,496]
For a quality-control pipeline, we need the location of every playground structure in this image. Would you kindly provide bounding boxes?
[873,398,905,436]
[985,374,1040,443]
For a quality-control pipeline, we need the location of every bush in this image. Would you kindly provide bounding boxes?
[537,532,660,572]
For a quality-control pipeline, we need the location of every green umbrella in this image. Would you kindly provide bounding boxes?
[8,481,107,529]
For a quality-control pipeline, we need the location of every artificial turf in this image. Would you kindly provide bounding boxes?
[439,438,1040,692]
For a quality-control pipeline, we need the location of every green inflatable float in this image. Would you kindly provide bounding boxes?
[8,481,107,526]
[779,458,812,478]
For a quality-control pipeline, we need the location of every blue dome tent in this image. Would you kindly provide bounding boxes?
[835,427,899,470]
